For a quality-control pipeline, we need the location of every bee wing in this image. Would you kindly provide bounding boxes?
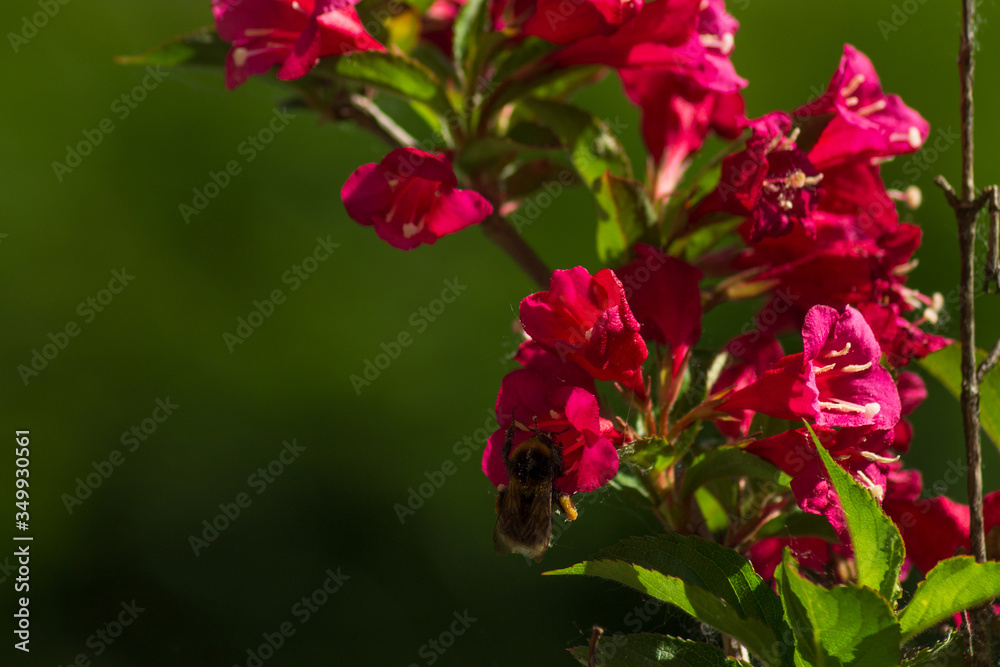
[493,481,554,562]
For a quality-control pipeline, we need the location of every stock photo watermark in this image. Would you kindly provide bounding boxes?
[17,267,135,386]
[406,610,477,667]
[51,67,169,182]
[55,600,144,666]
[61,396,179,514]
[350,277,468,395]
[233,567,349,667]
[7,0,72,53]
[223,236,340,353]
[394,408,498,524]
[180,107,297,223]
[188,438,305,556]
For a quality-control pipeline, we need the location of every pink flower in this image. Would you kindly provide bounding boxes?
[614,245,703,378]
[881,467,1000,576]
[421,0,467,54]
[693,112,822,241]
[618,0,746,198]
[746,536,832,582]
[796,45,928,170]
[341,148,493,250]
[747,425,892,541]
[519,267,648,392]
[482,357,623,495]
[711,332,784,438]
[213,0,384,89]
[720,305,901,431]
[890,371,927,453]
[520,0,643,45]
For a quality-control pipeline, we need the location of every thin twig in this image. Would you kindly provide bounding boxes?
[985,186,999,294]
[978,337,1000,383]
[939,1,993,662]
[347,93,417,147]
[480,214,552,289]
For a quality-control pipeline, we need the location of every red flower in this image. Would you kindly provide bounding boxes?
[711,332,784,438]
[213,0,384,89]
[519,0,643,45]
[341,148,493,250]
[519,267,648,392]
[720,305,901,431]
[796,45,929,170]
[747,425,893,542]
[693,112,822,241]
[614,245,703,378]
[890,371,927,454]
[618,0,746,198]
[746,536,832,582]
[482,354,623,495]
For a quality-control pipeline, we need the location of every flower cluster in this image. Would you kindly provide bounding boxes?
[206,0,990,594]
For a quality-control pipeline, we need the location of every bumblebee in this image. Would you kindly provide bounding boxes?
[493,421,578,561]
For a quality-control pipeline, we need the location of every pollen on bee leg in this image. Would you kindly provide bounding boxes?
[558,494,578,521]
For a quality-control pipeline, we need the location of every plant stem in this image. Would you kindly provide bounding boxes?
[938,1,994,662]
[481,214,552,288]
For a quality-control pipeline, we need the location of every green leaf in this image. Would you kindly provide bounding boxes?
[918,343,1000,449]
[491,38,558,84]
[115,27,228,68]
[809,424,905,602]
[594,173,655,263]
[776,553,902,667]
[898,556,1000,642]
[668,215,742,262]
[547,535,791,666]
[451,0,490,84]
[756,510,839,543]
[569,633,749,667]
[326,51,448,111]
[546,559,782,666]
[518,98,645,261]
[695,486,731,533]
[681,447,792,500]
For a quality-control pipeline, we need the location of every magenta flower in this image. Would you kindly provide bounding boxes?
[746,536,833,582]
[519,0,643,45]
[883,467,1000,575]
[720,305,901,430]
[614,245,703,378]
[421,0,467,54]
[519,267,648,393]
[482,362,623,495]
[711,332,784,438]
[341,148,493,250]
[890,371,927,454]
[796,44,929,169]
[747,425,893,542]
[618,0,746,198]
[213,0,384,89]
[694,112,822,242]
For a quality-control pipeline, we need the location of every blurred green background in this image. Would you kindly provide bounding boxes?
[2,0,1000,664]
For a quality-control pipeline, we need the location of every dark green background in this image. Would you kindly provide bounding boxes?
[2,0,999,664]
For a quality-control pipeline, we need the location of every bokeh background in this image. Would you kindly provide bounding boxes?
[2,0,1000,664]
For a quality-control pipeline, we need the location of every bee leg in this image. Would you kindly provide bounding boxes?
[501,420,516,462]
[557,493,578,521]
[494,484,506,514]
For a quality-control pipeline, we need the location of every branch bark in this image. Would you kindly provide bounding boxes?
[938,1,995,662]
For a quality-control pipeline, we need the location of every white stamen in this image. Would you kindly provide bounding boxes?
[549,409,560,420]
[861,451,900,464]
[814,362,837,374]
[401,222,421,238]
[826,343,852,358]
[923,308,939,325]
[908,126,922,148]
[840,362,873,373]
[844,96,859,107]
[856,99,887,117]
[932,292,945,311]
[817,399,881,419]
[840,73,865,99]
[233,47,249,67]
